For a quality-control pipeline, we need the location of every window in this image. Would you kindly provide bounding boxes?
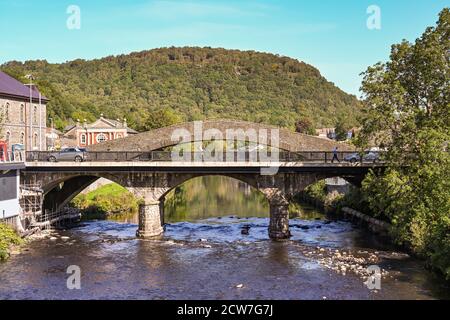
[33,133,38,148]
[80,134,86,145]
[5,131,11,143]
[33,106,38,124]
[5,103,9,121]
[96,133,107,143]
[20,104,25,123]
[20,132,25,144]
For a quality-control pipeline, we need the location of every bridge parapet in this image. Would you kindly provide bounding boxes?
[21,150,385,241]
[87,120,355,153]
[25,150,385,164]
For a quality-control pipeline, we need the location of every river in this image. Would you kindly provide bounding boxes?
[0,176,448,300]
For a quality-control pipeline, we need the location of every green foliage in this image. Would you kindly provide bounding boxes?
[0,223,23,261]
[0,47,361,131]
[142,107,184,131]
[336,185,375,216]
[295,117,315,135]
[335,116,351,141]
[358,9,450,279]
[71,183,139,218]
[304,180,327,202]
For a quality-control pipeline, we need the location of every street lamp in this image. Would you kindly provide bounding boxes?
[83,119,88,146]
[49,117,54,150]
[25,74,34,151]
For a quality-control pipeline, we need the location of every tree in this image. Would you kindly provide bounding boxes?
[334,117,350,141]
[295,117,315,135]
[143,108,184,131]
[0,47,362,132]
[358,8,450,279]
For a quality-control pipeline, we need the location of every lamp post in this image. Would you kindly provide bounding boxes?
[39,91,42,150]
[25,74,34,151]
[49,117,54,150]
[83,119,88,147]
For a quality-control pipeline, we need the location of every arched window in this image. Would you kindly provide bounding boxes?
[80,134,87,145]
[20,132,25,144]
[33,105,38,124]
[33,133,38,148]
[5,103,10,121]
[96,133,107,143]
[5,131,11,143]
[20,104,25,123]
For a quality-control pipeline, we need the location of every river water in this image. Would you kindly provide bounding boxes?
[0,177,448,300]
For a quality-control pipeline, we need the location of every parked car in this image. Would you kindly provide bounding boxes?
[47,148,86,162]
[344,151,379,163]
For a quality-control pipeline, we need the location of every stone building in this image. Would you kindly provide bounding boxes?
[63,115,137,148]
[0,71,48,151]
[315,127,336,140]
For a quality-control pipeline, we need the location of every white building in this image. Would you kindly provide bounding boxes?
[0,163,24,229]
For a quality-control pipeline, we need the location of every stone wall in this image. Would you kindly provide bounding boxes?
[0,96,47,151]
[89,119,354,152]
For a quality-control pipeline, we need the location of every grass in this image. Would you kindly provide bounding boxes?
[71,183,140,219]
[0,223,23,261]
[83,183,128,201]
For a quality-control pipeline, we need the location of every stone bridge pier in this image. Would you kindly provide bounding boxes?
[121,172,321,241]
[136,199,165,238]
[23,170,335,241]
[268,196,291,239]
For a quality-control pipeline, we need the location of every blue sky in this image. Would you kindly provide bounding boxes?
[0,0,448,95]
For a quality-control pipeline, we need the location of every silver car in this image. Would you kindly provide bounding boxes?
[48,148,86,162]
[344,151,379,163]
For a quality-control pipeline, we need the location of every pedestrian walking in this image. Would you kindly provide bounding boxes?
[331,147,340,163]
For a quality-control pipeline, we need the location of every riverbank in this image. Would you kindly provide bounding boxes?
[0,223,23,261]
[298,181,449,282]
[71,183,139,219]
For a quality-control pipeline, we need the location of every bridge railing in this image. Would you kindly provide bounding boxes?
[0,151,26,164]
[25,150,386,164]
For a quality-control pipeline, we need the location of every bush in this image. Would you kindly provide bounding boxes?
[71,183,139,219]
[0,223,23,261]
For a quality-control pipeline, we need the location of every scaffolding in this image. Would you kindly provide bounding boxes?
[19,184,44,228]
[19,184,81,231]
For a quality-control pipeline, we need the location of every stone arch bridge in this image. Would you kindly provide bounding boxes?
[22,120,383,240]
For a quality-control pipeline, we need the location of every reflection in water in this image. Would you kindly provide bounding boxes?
[0,176,448,300]
[165,176,269,222]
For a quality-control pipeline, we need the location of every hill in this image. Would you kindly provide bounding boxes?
[1,47,361,132]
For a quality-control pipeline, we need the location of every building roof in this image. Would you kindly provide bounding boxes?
[64,116,138,135]
[0,71,48,102]
[46,127,62,135]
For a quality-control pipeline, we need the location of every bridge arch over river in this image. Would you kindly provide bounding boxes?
[87,119,350,153]
[22,120,383,240]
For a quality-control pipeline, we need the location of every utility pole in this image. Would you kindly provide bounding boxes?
[25,74,34,151]
[39,92,42,150]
